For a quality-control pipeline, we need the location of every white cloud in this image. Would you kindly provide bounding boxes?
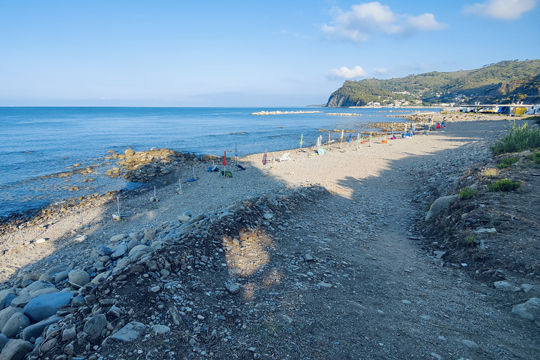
[463,0,536,19]
[322,2,446,42]
[374,68,387,74]
[326,66,368,80]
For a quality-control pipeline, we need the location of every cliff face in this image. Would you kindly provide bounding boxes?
[326,92,365,107]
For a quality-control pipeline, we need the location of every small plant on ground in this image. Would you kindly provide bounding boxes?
[497,157,519,169]
[466,235,475,244]
[527,152,540,164]
[459,187,478,199]
[481,168,500,177]
[488,178,521,192]
[490,121,540,155]
[426,200,435,211]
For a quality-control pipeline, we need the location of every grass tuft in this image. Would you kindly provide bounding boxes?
[497,157,519,169]
[487,178,521,192]
[490,121,540,155]
[459,187,478,199]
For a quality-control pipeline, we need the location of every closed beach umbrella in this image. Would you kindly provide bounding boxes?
[341,130,344,139]
[347,133,352,143]
[223,151,227,166]
[262,150,267,165]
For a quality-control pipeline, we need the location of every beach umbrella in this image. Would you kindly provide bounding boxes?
[300,134,303,149]
[223,151,227,166]
[347,133,352,143]
[341,130,344,140]
[262,150,267,165]
[328,132,331,144]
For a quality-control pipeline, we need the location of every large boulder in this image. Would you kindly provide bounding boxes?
[1,313,30,338]
[0,339,33,360]
[425,195,458,222]
[23,292,73,323]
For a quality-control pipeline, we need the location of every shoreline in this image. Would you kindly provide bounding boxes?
[0,112,520,225]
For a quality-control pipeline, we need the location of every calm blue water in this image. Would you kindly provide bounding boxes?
[0,107,431,218]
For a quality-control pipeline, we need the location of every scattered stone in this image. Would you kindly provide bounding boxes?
[54,271,69,284]
[21,316,61,341]
[0,334,8,352]
[111,244,128,259]
[0,339,33,360]
[494,281,521,292]
[35,238,47,244]
[177,214,190,223]
[512,298,540,323]
[0,308,23,331]
[152,325,170,335]
[304,254,314,262]
[461,339,479,349]
[68,269,91,287]
[83,314,107,342]
[0,290,16,310]
[425,195,458,222]
[144,229,156,241]
[317,282,332,289]
[110,234,127,242]
[62,326,76,342]
[433,251,446,259]
[150,286,161,293]
[225,281,241,294]
[474,228,496,234]
[1,313,30,338]
[109,322,146,342]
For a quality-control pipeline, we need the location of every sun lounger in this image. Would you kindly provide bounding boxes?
[279,152,291,162]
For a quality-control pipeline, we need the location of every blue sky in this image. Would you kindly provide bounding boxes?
[1,0,539,106]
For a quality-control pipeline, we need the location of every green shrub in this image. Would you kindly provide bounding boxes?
[487,178,521,192]
[490,121,540,155]
[460,187,478,199]
[497,157,519,168]
[466,235,475,244]
[527,152,540,164]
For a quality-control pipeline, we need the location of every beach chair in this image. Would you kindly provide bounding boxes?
[279,152,291,162]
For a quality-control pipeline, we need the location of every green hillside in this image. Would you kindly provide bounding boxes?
[326,60,540,107]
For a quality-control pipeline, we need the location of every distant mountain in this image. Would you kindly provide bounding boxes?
[326,60,540,107]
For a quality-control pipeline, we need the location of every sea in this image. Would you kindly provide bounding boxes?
[0,107,435,218]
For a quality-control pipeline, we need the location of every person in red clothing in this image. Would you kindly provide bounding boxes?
[436,122,441,131]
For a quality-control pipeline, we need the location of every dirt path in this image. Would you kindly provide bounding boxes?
[247,178,539,359]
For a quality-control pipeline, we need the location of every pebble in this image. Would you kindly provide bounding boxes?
[461,339,479,349]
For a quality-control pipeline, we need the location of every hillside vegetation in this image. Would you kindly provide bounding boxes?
[326,60,540,107]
